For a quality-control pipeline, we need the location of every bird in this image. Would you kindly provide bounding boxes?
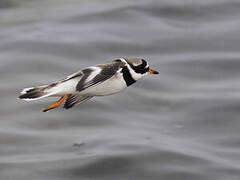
[19,58,159,112]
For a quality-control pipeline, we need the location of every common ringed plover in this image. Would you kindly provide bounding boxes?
[19,58,159,112]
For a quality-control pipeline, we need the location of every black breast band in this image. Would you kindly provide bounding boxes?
[121,66,136,86]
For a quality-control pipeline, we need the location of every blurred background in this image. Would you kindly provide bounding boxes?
[1,0,240,179]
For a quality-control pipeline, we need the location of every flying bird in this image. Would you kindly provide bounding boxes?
[19,58,159,112]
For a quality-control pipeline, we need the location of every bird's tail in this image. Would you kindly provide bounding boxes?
[19,85,54,101]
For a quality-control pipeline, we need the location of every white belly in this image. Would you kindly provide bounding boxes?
[79,73,127,96]
[48,72,127,97]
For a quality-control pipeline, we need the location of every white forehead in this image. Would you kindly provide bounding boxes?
[146,62,149,68]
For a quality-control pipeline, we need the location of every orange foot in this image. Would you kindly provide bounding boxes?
[43,94,69,112]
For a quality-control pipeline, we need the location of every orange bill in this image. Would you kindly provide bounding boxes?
[148,68,159,74]
[43,94,69,112]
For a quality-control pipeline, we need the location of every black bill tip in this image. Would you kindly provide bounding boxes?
[148,69,159,74]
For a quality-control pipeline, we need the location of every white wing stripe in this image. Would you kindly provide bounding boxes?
[85,67,101,82]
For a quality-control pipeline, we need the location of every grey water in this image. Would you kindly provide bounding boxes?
[0,0,240,179]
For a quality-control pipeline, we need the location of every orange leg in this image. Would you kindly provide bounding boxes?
[43,94,69,112]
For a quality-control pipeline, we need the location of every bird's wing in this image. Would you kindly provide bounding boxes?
[76,60,125,92]
[64,94,93,109]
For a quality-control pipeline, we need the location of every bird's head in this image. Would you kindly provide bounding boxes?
[123,58,159,80]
